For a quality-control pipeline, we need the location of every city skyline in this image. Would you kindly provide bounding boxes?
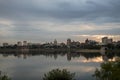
[0,0,120,43]
[0,36,120,46]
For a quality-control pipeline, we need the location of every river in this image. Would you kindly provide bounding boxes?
[0,51,119,80]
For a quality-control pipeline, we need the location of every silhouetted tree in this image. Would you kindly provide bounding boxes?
[0,71,11,80]
[43,69,75,80]
[93,58,120,80]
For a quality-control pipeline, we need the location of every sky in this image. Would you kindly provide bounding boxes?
[0,0,120,44]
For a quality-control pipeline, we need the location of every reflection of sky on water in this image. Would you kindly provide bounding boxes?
[0,53,106,80]
[72,56,103,63]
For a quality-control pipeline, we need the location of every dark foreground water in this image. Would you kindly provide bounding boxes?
[0,51,118,80]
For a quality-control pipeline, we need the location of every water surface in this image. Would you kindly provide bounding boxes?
[0,51,117,80]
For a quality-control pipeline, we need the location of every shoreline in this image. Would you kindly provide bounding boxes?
[0,48,120,53]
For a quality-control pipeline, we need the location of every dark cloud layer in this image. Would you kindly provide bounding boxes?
[0,0,120,22]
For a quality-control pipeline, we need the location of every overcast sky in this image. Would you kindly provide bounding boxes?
[0,0,120,44]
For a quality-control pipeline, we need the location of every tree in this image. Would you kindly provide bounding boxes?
[93,58,120,80]
[0,71,11,80]
[43,69,75,80]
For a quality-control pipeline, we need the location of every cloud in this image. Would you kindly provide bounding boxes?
[0,0,120,43]
[0,0,120,22]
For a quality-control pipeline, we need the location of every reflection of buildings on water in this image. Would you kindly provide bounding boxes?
[67,52,101,61]
[100,47,107,55]
[100,47,108,62]
[2,54,9,57]
[0,49,118,61]
[21,48,29,53]
[100,47,114,62]
[14,54,28,59]
[0,49,31,59]
[1,51,101,61]
[1,53,31,59]
[53,53,58,60]
[67,52,71,61]
[80,52,101,60]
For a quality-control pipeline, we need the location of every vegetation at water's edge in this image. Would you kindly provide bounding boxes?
[93,58,120,80]
[43,69,75,80]
[0,71,11,80]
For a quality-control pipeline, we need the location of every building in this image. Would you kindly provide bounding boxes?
[70,41,80,48]
[23,41,27,46]
[107,38,113,44]
[102,37,108,44]
[54,39,57,45]
[17,41,22,46]
[102,37,113,44]
[3,43,9,47]
[85,38,89,44]
[85,38,97,45]
[67,38,71,46]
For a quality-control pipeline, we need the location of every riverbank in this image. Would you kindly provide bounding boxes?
[0,48,120,53]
